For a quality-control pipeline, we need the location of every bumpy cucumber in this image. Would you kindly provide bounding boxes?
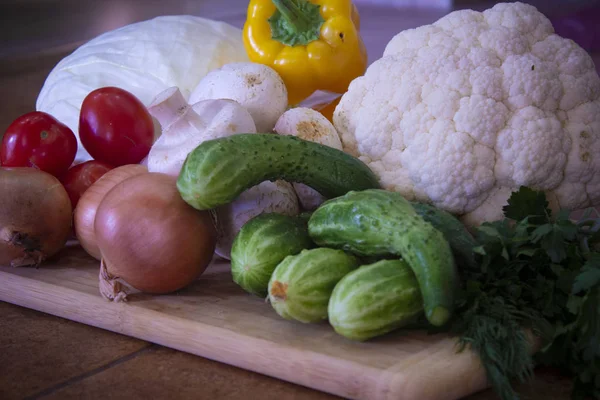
[411,202,478,269]
[267,248,360,323]
[328,259,423,341]
[177,134,381,210]
[230,213,314,297]
[308,189,457,327]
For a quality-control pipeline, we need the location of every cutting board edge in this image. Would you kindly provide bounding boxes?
[0,268,492,400]
[0,270,417,400]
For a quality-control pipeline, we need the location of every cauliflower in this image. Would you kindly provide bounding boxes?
[333,2,600,226]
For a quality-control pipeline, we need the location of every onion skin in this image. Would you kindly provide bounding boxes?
[0,167,72,267]
[74,164,147,260]
[95,172,217,297]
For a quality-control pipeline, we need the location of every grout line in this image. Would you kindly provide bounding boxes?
[25,343,156,400]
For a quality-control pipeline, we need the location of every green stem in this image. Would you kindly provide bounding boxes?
[272,0,312,33]
[268,0,324,47]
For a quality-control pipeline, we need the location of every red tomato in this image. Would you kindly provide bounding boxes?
[1,111,78,177]
[79,87,154,166]
[61,160,113,208]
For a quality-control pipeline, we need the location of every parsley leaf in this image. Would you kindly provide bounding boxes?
[539,224,572,263]
[572,254,600,294]
[531,223,553,242]
[444,187,600,400]
[502,186,551,223]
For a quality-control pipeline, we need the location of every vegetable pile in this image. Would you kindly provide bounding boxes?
[1,2,599,400]
[229,185,600,400]
[35,15,250,162]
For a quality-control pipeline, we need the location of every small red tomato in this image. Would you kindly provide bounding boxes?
[79,87,154,166]
[1,111,78,177]
[61,160,113,208]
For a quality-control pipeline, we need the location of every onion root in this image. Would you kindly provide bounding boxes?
[99,259,129,302]
[0,229,45,267]
[0,167,72,268]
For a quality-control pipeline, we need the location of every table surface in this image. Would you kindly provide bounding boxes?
[1,0,598,399]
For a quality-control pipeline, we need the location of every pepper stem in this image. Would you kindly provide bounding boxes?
[268,0,324,47]
[272,0,312,32]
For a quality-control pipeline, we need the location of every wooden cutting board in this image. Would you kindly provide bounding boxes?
[0,243,490,400]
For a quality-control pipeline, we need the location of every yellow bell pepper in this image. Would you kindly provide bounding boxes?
[243,0,368,106]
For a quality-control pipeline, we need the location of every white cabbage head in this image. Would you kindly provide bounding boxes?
[36,15,249,162]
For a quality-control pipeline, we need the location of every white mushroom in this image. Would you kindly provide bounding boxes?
[274,107,343,211]
[146,87,256,176]
[146,86,299,260]
[214,180,300,260]
[188,62,288,132]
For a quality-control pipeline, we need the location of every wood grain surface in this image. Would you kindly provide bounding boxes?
[1,244,492,400]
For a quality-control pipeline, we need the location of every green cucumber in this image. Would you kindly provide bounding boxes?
[328,259,423,341]
[177,134,381,210]
[267,248,360,323]
[411,202,478,269]
[230,213,314,297]
[308,189,458,327]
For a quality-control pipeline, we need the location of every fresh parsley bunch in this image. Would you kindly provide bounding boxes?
[445,187,600,400]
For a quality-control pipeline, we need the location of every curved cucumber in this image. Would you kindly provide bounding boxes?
[267,248,360,323]
[328,259,423,341]
[411,202,478,269]
[308,189,457,327]
[230,213,313,297]
[177,134,381,210]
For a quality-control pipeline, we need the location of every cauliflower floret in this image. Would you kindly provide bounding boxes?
[494,107,570,189]
[334,1,600,226]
